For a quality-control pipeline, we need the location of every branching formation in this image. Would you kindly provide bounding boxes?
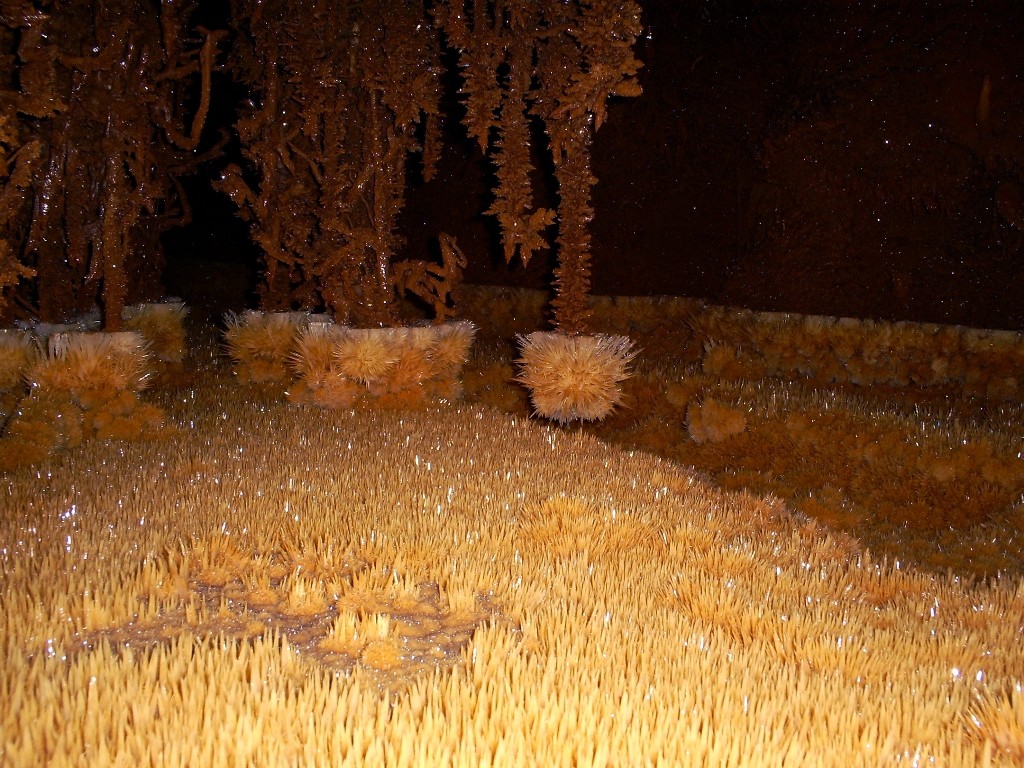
[438,0,643,335]
[0,0,223,329]
[218,0,445,327]
[220,0,642,332]
[0,1,642,337]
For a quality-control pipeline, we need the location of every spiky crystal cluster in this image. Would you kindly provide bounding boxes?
[3,389,1023,766]
[224,312,476,408]
[515,331,637,422]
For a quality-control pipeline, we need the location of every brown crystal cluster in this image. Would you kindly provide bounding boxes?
[215,0,447,326]
[0,1,644,335]
[438,0,643,335]
[215,0,642,332]
[0,0,223,328]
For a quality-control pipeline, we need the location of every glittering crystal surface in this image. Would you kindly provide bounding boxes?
[2,317,1024,765]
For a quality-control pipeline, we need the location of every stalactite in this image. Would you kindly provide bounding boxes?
[97,135,130,332]
[444,4,502,154]
[420,111,443,183]
[438,0,642,335]
[0,115,41,324]
[487,34,555,268]
[221,0,448,328]
[154,24,226,152]
[0,0,224,328]
[216,7,308,312]
[531,0,643,334]
[0,0,638,338]
[550,137,596,336]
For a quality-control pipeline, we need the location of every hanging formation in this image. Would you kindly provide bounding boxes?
[0,0,223,329]
[0,0,645,422]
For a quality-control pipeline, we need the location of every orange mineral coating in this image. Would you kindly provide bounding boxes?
[0,2,223,328]
[3,371,1024,766]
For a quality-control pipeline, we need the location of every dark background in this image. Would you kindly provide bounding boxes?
[167,0,1024,330]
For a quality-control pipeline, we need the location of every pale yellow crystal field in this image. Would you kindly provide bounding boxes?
[2,362,1024,766]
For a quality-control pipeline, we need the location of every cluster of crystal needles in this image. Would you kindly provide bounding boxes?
[3,392,1022,765]
[516,332,637,422]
